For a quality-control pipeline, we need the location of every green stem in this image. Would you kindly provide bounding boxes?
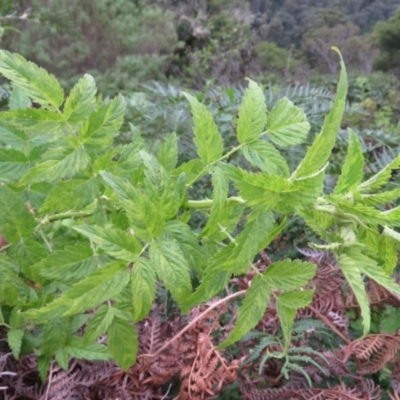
[250,263,262,276]
[38,228,52,252]
[186,196,246,209]
[186,143,245,187]
[38,210,94,224]
[138,243,149,258]
[218,223,237,244]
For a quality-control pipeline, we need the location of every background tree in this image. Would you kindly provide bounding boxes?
[373,7,400,74]
[2,0,178,94]
[302,22,362,74]
[2,0,400,86]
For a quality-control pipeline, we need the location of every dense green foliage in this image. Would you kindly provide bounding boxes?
[373,7,400,73]
[0,2,400,396]
[1,0,400,90]
[1,49,400,390]
[1,0,178,93]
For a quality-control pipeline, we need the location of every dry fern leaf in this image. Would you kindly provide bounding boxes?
[240,380,381,400]
[340,333,400,374]
[179,333,239,400]
[388,390,400,400]
[239,382,305,400]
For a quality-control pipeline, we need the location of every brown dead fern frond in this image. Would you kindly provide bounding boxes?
[388,390,400,400]
[295,380,381,400]
[239,379,381,400]
[40,361,77,400]
[179,332,239,400]
[239,380,305,400]
[74,360,115,387]
[367,279,391,304]
[1,352,43,400]
[339,333,400,374]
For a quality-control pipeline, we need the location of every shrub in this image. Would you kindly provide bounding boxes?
[1,49,400,397]
[2,0,178,94]
[254,41,294,74]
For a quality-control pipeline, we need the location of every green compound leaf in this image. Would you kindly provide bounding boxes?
[183,92,224,164]
[37,355,52,382]
[341,249,400,336]
[73,225,142,262]
[217,211,276,275]
[0,185,35,243]
[242,139,289,177]
[201,164,229,237]
[157,132,178,173]
[362,188,400,207]
[279,169,325,213]
[0,109,66,134]
[297,208,335,239]
[0,148,30,182]
[231,166,323,213]
[25,262,130,321]
[352,250,400,296]
[164,220,206,274]
[182,271,231,310]
[382,226,400,242]
[207,202,246,242]
[378,233,398,275]
[131,257,156,322]
[237,79,267,143]
[358,226,380,253]
[338,253,371,337]
[181,213,281,307]
[9,238,46,278]
[231,168,293,210]
[64,337,110,362]
[20,147,90,185]
[219,275,270,348]
[150,237,192,305]
[0,122,29,149]
[266,97,310,147]
[382,206,400,227]
[140,150,186,220]
[42,317,69,355]
[334,129,364,194]
[359,154,400,193]
[0,254,23,305]
[79,95,126,150]
[40,177,99,214]
[93,143,144,175]
[293,47,347,178]
[64,74,97,123]
[83,305,115,346]
[9,86,31,110]
[335,201,389,226]
[100,171,166,241]
[7,328,24,359]
[36,244,98,282]
[108,317,138,371]
[263,259,316,290]
[277,290,314,354]
[277,290,314,309]
[0,50,64,108]
[174,158,205,183]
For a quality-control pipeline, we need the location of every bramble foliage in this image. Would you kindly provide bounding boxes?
[0,48,400,385]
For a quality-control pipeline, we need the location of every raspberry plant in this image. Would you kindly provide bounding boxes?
[0,48,400,380]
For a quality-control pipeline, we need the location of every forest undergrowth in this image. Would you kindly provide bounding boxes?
[1,47,400,400]
[2,250,400,399]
